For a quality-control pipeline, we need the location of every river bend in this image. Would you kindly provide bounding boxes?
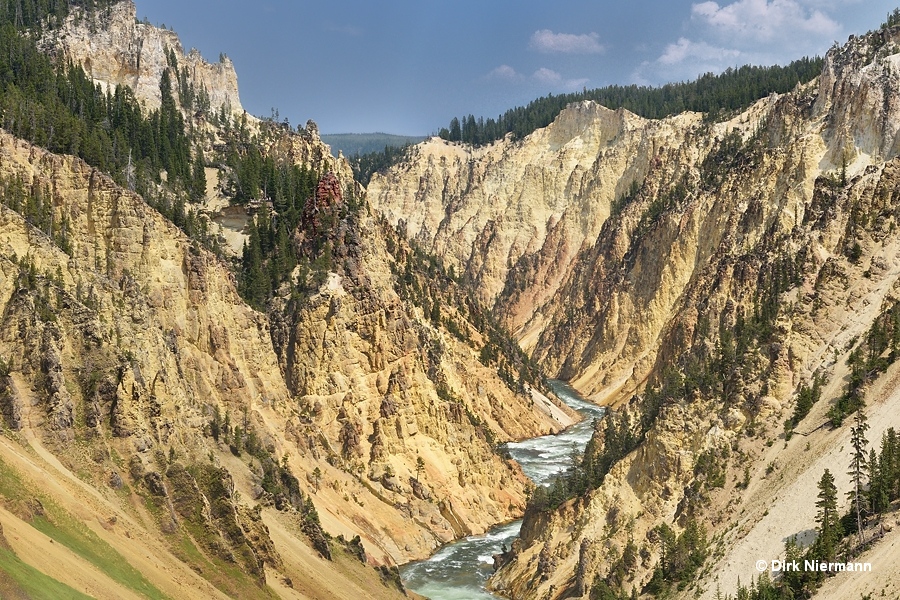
[400,381,605,599]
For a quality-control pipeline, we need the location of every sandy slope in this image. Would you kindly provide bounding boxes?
[702,358,900,598]
[0,505,146,600]
[688,220,900,598]
[0,376,233,599]
[0,383,416,600]
[813,517,900,599]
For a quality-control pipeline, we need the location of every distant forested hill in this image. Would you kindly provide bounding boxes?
[351,57,823,186]
[438,57,824,146]
[321,133,426,157]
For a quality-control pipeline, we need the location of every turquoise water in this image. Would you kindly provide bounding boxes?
[399,381,605,599]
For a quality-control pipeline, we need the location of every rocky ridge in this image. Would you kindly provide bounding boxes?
[37,0,355,181]
[372,25,900,600]
[369,30,900,404]
[268,166,576,565]
[0,2,577,598]
[0,121,572,596]
[41,0,243,116]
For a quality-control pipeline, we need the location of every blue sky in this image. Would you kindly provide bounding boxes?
[137,0,895,135]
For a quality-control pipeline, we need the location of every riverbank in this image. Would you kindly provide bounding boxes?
[400,381,605,599]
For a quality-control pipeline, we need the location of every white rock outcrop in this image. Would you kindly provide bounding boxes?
[41,0,243,115]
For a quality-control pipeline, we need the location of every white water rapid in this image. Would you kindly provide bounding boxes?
[400,381,605,599]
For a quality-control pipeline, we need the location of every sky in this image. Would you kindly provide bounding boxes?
[136,0,896,135]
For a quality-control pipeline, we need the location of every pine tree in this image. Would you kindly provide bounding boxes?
[781,536,804,596]
[814,469,841,562]
[415,455,425,482]
[868,447,887,515]
[312,466,321,492]
[191,148,206,202]
[883,428,899,501]
[240,220,269,309]
[848,409,869,546]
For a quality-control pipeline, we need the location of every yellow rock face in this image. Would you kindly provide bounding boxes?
[374,29,900,600]
[0,123,574,597]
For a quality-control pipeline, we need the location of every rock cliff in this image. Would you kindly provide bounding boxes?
[41,0,243,115]
[0,127,307,598]
[373,24,900,600]
[0,3,575,594]
[0,121,574,596]
[368,103,686,356]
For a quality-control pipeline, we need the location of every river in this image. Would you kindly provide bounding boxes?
[399,380,605,599]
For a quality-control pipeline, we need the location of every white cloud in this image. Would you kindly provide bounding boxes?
[631,37,742,87]
[630,0,848,89]
[530,29,605,54]
[533,67,562,84]
[796,0,862,9]
[532,68,588,91]
[692,0,840,41]
[658,37,741,65]
[484,64,524,81]
[484,65,587,90]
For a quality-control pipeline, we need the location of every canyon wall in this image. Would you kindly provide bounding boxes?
[41,0,244,115]
[0,2,575,596]
[373,27,900,600]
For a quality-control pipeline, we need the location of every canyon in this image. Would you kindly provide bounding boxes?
[371,24,900,600]
[0,2,573,598]
[2,1,900,599]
